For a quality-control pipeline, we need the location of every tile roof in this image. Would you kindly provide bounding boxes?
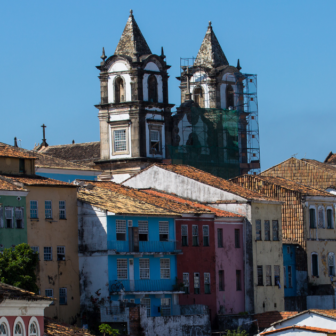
[254,311,298,330]
[324,152,336,164]
[44,317,92,336]
[0,176,26,191]
[133,164,278,202]
[0,143,37,159]
[3,175,76,187]
[142,189,243,218]
[39,142,100,166]
[77,184,179,216]
[0,282,52,303]
[261,326,336,335]
[80,181,212,215]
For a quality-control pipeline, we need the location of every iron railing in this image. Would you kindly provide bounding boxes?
[107,240,181,253]
[109,279,178,292]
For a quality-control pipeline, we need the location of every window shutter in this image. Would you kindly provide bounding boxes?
[181,225,188,236]
[192,225,198,236]
[138,221,148,234]
[318,207,325,228]
[203,225,209,236]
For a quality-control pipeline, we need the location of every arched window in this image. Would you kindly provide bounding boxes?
[193,87,204,108]
[148,75,158,103]
[0,323,7,336]
[114,77,125,103]
[226,84,234,109]
[328,252,335,276]
[318,206,325,228]
[327,207,334,229]
[312,252,319,276]
[14,323,22,336]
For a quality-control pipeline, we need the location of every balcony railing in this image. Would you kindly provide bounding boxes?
[109,279,180,293]
[107,240,181,253]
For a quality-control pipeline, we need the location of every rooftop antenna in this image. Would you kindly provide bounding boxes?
[292,153,298,158]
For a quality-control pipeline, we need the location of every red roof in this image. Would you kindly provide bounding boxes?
[254,311,298,330]
[142,189,243,218]
[261,325,336,335]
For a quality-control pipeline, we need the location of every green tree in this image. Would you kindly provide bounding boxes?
[226,327,248,336]
[98,324,119,336]
[0,243,39,292]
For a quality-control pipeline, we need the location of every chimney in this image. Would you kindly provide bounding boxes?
[14,137,18,147]
[72,140,75,144]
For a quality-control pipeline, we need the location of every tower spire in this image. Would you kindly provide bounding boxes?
[100,47,107,65]
[236,59,241,71]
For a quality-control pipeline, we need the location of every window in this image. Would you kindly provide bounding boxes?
[264,220,270,241]
[159,222,169,241]
[312,253,318,276]
[19,158,25,173]
[45,289,54,304]
[44,247,52,261]
[5,207,13,228]
[256,220,261,240]
[30,201,38,219]
[193,87,204,108]
[161,298,171,316]
[138,221,148,241]
[29,322,38,336]
[181,225,188,246]
[0,323,7,336]
[139,259,150,279]
[14,323,22,336]
[117,259,128,279]
[328,253,335,276]
[192,225,199,246]
[327,208,333,229]
[236,270,242,291]
[59,201,66,219]
[15,207,24,229]
[217,228,223,247]
[114,76,125,103]
[116,220,126,241]
[273,220,279,241]
[266,265,272,286]
[257,266,263,285]
[141,298,151,317]
[114,129,127,153]
[59,288,67,305]
[160,259,170,279]
[274,265,280,287]
[57,246,65,261]
[310,208,316,228]
[194,273,200,294]
[288,266,292,287]
[150,130,160,154]
[31,246,39,260]
[203,226,209,246]
[219,270,225,291]
[235,229,240,248]
[284,266,287,288]
[183,273,189,294]
[204,273,210,294]
[45,201,52,219]
[226,84,234,109]
[148,75,158,103]
[318,207,325,228]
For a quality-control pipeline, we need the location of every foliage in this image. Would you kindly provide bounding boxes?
[226,327,248,336]
[0,243,39,293]
[99,324,119,336]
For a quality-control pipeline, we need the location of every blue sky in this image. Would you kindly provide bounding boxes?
[1,1,335,171]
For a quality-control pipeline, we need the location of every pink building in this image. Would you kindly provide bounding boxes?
[0,283,52,336]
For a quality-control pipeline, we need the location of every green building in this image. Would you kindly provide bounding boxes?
[0,178,29,250]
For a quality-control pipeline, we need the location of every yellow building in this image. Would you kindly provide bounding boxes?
[0,142,80,323]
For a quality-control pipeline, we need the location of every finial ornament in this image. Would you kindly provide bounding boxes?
[130,9,133,16]
[236,59,242,71]
[208,21,212,27]
[101,47,107,61]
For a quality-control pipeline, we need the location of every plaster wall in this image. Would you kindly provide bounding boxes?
[0,157,35,175]
[26,186,80,324]
[307,295,334,309]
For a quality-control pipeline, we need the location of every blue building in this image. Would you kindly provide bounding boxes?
[283,244,296,297]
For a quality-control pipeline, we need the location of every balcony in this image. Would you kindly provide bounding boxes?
[109,279,184,293]
[107,241,181,254]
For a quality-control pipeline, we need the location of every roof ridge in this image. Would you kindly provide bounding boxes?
[41,141,100,149]
[260,157,297,175]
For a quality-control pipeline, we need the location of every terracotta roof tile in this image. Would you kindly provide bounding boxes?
[0,282,52,303]
[0,143,37,159]
[81,181,212,215]
[0,176,26,191]
[261,325,336,335]
[3,175,76,187]
[142,189,243,218]
[44,317,92,336]
[254,311,298,330]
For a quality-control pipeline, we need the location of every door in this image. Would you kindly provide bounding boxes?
[129,258,134,291]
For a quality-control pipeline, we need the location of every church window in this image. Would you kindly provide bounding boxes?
[114,129,127,152]
[150,130,160,153]
[226,84,234,109]
[193,87,204,108]
[114,77,125,103]
[148,75,158,103]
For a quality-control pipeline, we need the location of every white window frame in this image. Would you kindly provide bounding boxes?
[15,207,24,229]
[183,273,189,293]
[59,287,67,305]
[160,258,170,279]
[139,258,150,279]
[141,298,151,317]
[44,247,52,261]
[117,259,128,279]
[192,225,199,246]
[311,252,319,277]
[159,221,169,241]
[116,220,126,241]
[161,298,171,316]
[30,201,38,219]
[57,246,65,261]
[45,201,52,219]
[138,221,149,241]
[204,272,210,294]
[14,321,23,336]
[328,252,335,276]
[59,201,66,219]
[327,206,334,229]
[0,318,9,336]
[318,206,325,229]
[181,225,188,246]
[45,289,54,305]
[28,317,39,336]
[111,127,130,156]
[203,225,209,246]
[194,272,200,293]
[5,207,13,229]
[147,123,163,157]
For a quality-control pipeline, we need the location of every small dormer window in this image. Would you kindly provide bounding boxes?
[19,159,25,173]
[114,77,125,103]
[148,75,158,103]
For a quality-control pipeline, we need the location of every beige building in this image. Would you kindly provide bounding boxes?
[123,163,284,314]
[0,142,80,323]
